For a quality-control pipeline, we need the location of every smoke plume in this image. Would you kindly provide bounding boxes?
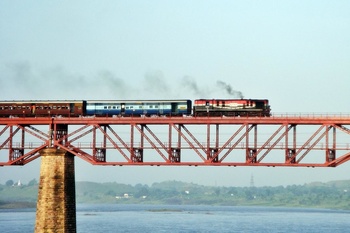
[1,62,245,100]
[216,80,244,98]
[180,76,204,97]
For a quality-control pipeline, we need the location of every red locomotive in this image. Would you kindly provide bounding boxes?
[193,99,270,117]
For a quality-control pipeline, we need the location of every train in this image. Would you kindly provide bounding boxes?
[0,99,270,117]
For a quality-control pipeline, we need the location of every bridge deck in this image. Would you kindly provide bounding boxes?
[1,114,350,125]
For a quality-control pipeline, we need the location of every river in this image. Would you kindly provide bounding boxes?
[1,204,350,232]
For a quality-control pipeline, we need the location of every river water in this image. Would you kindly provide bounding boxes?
[1,204,350,232]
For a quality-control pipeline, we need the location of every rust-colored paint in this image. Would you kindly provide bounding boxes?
[1,114,350,167]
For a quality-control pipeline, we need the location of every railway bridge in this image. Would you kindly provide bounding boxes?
[1,114,350,232]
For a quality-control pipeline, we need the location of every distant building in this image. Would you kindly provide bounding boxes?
[12,180,21,187]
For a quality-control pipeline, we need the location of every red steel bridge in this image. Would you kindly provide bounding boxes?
[1,114,350,167]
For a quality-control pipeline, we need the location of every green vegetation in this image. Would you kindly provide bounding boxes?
[1,179,350,210]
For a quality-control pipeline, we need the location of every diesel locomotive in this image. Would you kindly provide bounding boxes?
[0,99,270,117]
[193,99,270,117]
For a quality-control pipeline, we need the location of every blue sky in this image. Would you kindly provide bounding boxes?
[1,1,350,187]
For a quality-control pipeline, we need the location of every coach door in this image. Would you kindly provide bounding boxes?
[171,103,177,115]
[70,103,75,114]
[121,103,125,115]
[159,102,163,115]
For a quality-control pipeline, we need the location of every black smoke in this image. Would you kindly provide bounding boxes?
[1,62,245,100]
[216,80,244,98]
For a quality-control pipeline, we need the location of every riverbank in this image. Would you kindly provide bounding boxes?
[1,179,350,210]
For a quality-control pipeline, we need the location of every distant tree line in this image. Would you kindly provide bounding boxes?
[2,179,350,209]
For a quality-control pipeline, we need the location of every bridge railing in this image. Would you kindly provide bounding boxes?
[270,113,350,118]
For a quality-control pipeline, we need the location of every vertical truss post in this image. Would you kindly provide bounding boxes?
[286,125,296,163]
[213,124,219,162]
[207,124,220,163]
[216,124,219,148]
[206,124,210,160]
[174,124,181,162]
[168,124,171,158]
[103,125,107,149]
[179,123,183,150]
[21,127,25,150]
[254,124,257,150]
[49,120,53,147]
[94,125,106,162]
[168,124,172,160]
[130,124,134,161]
[285,124,288,160]
[8,125,12,160]
[326,126,336,162]
[326,125,329,162]
[131,124,143,162]
[139,124,144,162]
[169,124,180,162]
[101,125,107,161]
[333,126,336,158]
[92,126,96,160]
[141,125,144,149]
[246,124,257,163]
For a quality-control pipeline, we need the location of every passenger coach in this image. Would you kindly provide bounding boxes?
[85,100,192,116]
[0,100,86,117]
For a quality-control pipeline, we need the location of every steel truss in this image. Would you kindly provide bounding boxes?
[1,116,350,167]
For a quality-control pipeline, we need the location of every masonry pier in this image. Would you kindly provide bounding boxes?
[35,148,76,233]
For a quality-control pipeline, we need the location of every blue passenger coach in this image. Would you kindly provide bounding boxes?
[86,100,192,116]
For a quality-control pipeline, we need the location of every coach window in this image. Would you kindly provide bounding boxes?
[216,101,219,106]
[222,101,225,107]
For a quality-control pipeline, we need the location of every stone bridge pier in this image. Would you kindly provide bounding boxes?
[35,148,76,233]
